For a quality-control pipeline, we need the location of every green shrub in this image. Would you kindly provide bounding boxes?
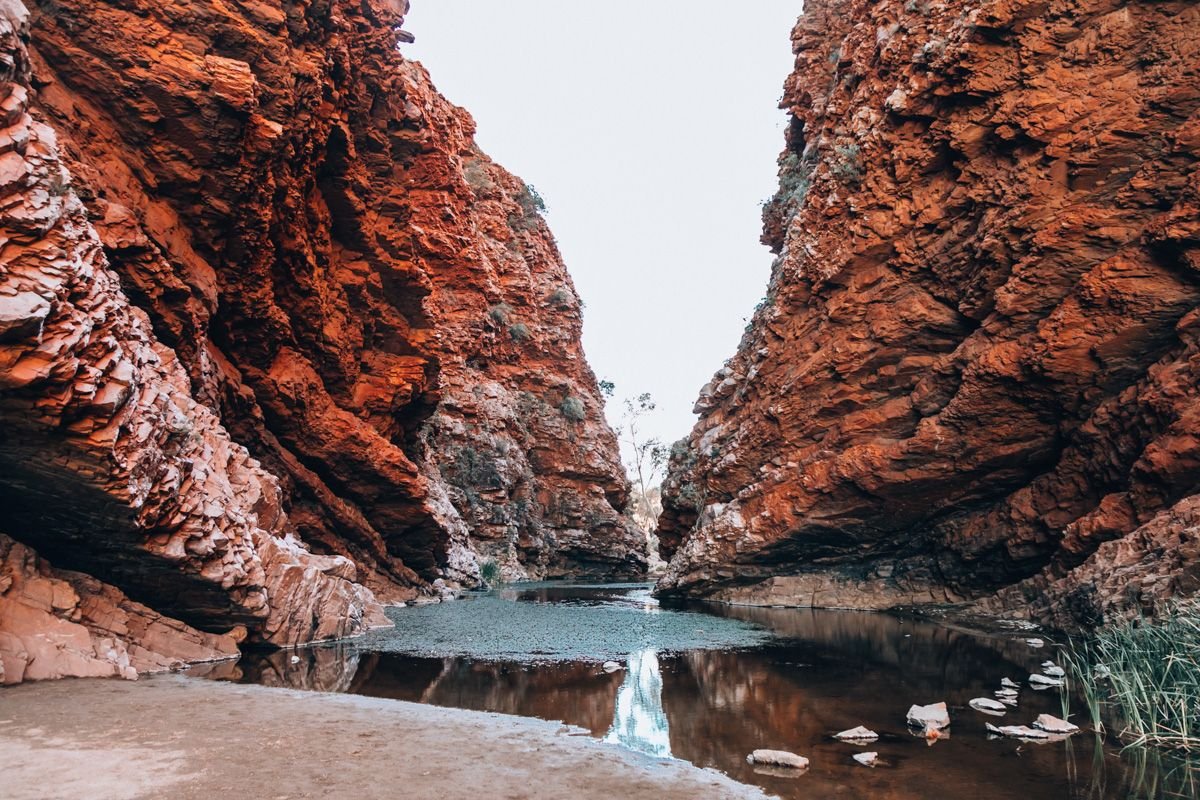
[831,144,864,185]
[479,558,501,587]
[547,287,572,306]
[509,322,532,341]
[559,395,586,421]
[518,183,546,215]
[508,184,547,233]
[488,303,513,326]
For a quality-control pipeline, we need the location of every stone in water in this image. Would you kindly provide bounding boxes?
[834,725,879,742]
[986,723,1052,740]
[906,702,950,732]
[1029,673,1065,688]
[969,697,1007,715]
[1033,714,1079,735]
[748,749,809,769]
[852,751,879,767]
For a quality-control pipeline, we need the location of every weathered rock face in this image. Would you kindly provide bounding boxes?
[405,95,643,581]
[657,0,1200,628]
[0,0,639,682]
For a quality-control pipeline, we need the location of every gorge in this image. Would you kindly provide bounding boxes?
[2,0,1200,797]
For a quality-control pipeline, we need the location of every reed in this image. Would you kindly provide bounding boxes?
[1061,604,1200,751]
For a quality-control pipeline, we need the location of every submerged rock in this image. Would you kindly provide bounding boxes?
[986,723,1053,741]
[1001,677,1021,689]
[852,752,879,768]
[747,750,809,770]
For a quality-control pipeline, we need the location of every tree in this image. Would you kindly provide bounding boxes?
[615,392,667,529]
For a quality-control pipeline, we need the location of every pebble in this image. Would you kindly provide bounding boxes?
[852,751,879,767]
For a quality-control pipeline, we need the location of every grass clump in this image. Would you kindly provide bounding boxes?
[508,322,532,342]
[1061,604,1200,751]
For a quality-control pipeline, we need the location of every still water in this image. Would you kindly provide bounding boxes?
[198,583,1197,799]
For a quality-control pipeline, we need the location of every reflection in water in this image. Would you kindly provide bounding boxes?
[605,649,671,757]
[215,583,1200,800]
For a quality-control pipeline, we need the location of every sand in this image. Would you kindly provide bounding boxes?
[0,674,772,800]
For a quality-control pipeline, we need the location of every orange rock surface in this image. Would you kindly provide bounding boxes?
[657,0,1200,627]
[0,0,639,682]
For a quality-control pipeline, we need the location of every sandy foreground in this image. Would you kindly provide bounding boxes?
[0,673,772,800]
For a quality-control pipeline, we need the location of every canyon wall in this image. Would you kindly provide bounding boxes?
[657,0,1200,628]
[0,0,639,683]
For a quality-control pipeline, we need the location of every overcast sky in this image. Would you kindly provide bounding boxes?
[404,1,801,474]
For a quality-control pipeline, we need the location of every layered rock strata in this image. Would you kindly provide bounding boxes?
[657,0,1200,628]
[0,0,638,681]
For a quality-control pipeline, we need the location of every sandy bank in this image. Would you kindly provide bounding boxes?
[0,674,771,800]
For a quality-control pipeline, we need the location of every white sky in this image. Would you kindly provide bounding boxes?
[404,1,801,475]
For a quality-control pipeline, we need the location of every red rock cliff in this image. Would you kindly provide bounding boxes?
[657,0,1200,628]
[0,0,640,683]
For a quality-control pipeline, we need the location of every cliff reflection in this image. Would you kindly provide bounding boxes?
[605,649,670,757]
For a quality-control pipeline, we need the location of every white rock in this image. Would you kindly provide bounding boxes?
[852,751,879,767]
[986,723,1052,740]
[290,655,300,664]
[1042,664,1066,678]
[602,661,622,673]
[1025,638,1045,648]
[995,688,1018,697]
[1033,714,1079,735]
[906,702,950,731]
[1029,674,1065,688]
[747,749,809,769]
[969,697,1008,715]
[1001,677,1020,689]
[834,725,879,742]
